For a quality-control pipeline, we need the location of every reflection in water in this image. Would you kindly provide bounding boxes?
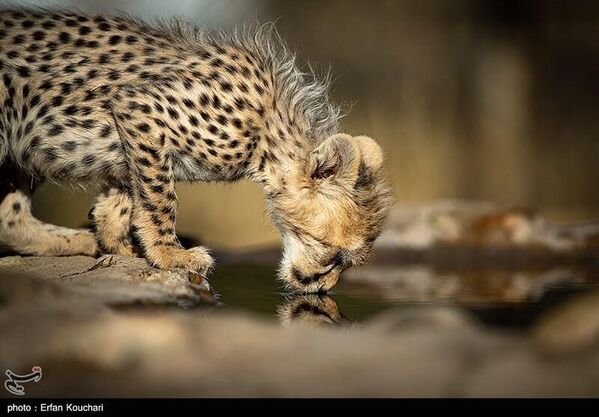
[343,266,596,304]
[211,263,599,328]
[277,294,353,327]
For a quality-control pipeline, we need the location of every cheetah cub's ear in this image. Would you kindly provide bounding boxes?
[307,134,384,185]
[307,133,361,185]
[354,135,384,172]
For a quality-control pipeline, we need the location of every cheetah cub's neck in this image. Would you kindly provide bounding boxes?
[237,46,341,193]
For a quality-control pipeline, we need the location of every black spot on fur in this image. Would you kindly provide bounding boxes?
[61,141,77,151]
[60,83,72,95]
[99,125,113,138]
[136,157,152,168]
[232,118,243,129]
[107,141,121,152]
[167,108,179,119]
[58,32,71,43]
[137,123,151,133]
[16,66,30,77]
[43,147,59,163]
[81,119,97,129]
[51,96,64,106]
[216,115,228,126]
[82,154,96,166]
[220,81,233,92]
[98,53,111,64]
[150,184,164,194]
[47,124,64,137]
[12,35,25,44]
[109,35,122,45]
[108,70,120,81]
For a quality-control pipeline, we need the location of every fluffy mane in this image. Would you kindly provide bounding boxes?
[153,19,342,140]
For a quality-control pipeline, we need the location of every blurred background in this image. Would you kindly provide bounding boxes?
[14,0,599,250]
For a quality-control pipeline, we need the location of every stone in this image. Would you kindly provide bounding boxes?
[533,289,599,356]
[376,200,599,258]
[0,255,216,310]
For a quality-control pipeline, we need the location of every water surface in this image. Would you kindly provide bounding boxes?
[210,262,599,328]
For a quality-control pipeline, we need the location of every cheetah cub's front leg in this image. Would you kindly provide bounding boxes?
[89,188,136,256]
[111,102,214,275]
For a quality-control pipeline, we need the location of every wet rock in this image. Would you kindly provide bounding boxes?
[0,255,217,310]
[376,200,599,258]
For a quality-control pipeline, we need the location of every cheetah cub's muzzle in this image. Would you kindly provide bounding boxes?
[271,133,392,293]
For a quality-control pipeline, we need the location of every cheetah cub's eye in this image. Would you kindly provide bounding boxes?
[310,166,337,180]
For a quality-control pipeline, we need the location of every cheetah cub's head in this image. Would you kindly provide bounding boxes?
[270,133,392,293]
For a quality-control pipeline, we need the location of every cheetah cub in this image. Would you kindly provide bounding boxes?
[0,9,391,292]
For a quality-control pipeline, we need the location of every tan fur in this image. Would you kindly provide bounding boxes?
[89,188,135,256]
[0,189,97,256]
[270,134,392,292]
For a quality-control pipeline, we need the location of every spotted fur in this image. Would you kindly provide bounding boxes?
[0,8,391,292]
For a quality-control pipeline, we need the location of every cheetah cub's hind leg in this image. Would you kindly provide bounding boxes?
[89,188,136,256]
[111,95,214,275]
[0,165,98,257]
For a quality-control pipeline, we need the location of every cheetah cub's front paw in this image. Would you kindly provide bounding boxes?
[147,246,214,275]
[71,231,100,257]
